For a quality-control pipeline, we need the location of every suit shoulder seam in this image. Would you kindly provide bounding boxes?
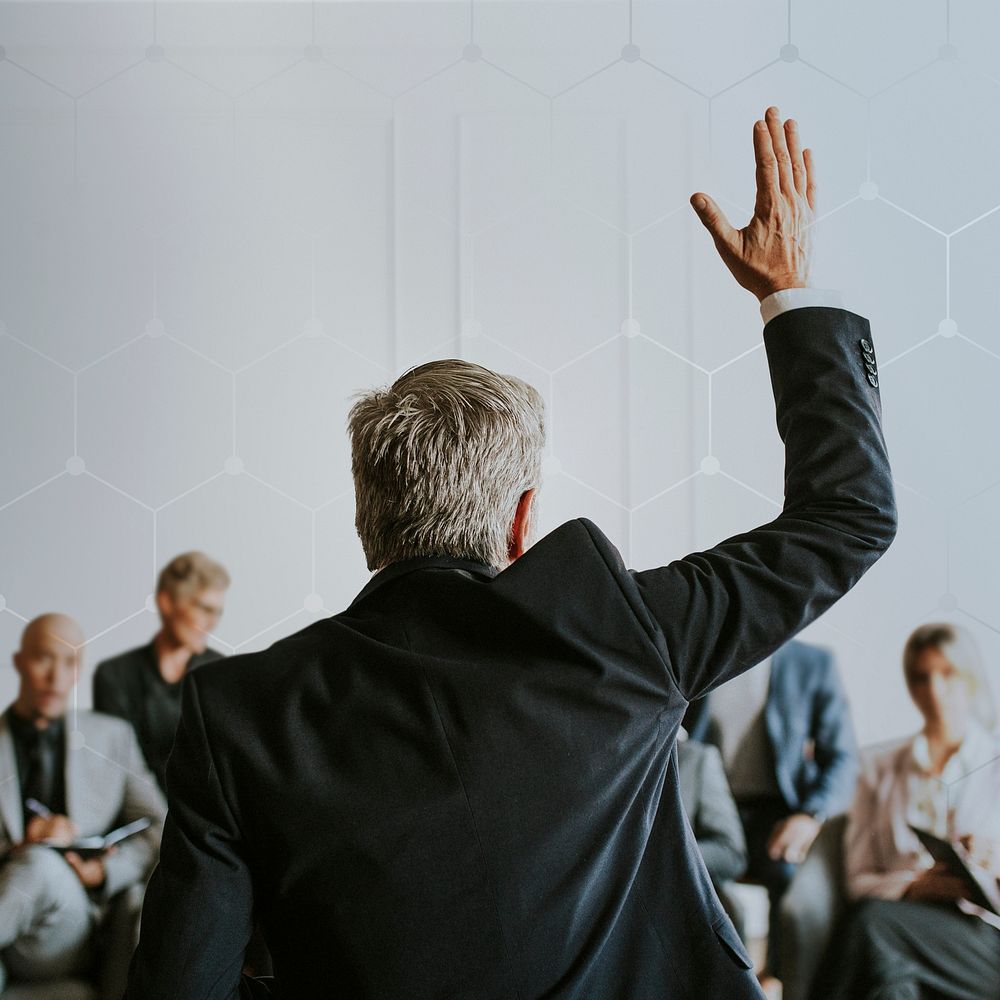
[577,519,687,702]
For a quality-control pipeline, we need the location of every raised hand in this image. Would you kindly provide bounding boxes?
[691,106,816,302]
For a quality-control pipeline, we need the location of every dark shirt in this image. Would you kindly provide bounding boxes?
[6,707,66,826]
[92,641,223,790]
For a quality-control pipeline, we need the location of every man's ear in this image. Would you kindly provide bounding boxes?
[508,488,536,564]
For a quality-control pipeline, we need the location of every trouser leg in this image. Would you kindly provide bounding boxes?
[821,897,1000,1000]
[0,845,94,981]
[740,799,797,976]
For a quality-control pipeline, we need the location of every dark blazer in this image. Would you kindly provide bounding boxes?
[126,308,896,1000]
[677,739,747,884]
[93,641,224,791]
[684,640,859,819]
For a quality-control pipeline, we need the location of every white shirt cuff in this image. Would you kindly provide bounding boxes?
[760,288,846,326]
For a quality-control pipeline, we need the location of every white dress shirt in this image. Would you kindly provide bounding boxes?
[760,288,846,325]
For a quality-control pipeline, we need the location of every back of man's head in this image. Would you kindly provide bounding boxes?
[349,359,545,572]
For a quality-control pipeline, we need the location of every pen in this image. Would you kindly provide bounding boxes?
[25,798,52,818]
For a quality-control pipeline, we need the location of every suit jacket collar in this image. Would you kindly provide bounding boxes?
[350,555,499,608]
[0,705,92,840]
[0,711,24,842]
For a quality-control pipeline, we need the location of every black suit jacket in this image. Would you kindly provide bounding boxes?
[126,308,896,1000]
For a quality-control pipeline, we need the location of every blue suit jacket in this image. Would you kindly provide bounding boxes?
[685,640,859,819]
[766,640,858,818]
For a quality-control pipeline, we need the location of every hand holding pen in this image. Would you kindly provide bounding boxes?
[23,797,78,847]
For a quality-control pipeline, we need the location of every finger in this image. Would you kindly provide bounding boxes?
[765,106,795,197]
[803,148,817,212]
[690,193,738,249]
[63,852,81,870]
[766,832,787,860]
[784,118,807,199]
[753,118,779,215]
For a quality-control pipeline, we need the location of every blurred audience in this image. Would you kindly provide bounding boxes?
[0,614,165,992]
[93,551,229,790]
[677,728,748,937]
[677,728,747,883]
[684,638,858,979]
[821,623,1000,1000]
[9,579,996,1000]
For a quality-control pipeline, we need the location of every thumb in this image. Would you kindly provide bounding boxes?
[690,192,736,247]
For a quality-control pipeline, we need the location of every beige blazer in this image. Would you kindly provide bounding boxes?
[844,723,1000,924]
[0,707,167,900]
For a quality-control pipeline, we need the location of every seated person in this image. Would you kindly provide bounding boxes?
[822,623,1000,1000]
[677,729,748,938]
[0,614,166,990]
[93,551,229,790]
[678,727,747,886]
[684,638,859,979]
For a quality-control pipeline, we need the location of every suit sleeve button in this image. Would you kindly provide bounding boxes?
[861,338,873,353]
[867,374,879,387]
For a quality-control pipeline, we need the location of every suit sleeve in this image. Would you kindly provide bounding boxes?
[691,745,747,884]
[626,308,897,701]
[799,657,859,818]
[125,672,254,1000]
[100,724,167,900]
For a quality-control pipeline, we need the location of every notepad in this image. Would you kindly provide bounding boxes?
[47,817,152,860]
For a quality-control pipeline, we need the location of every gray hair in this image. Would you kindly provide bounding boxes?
[157,551,230,602]
[348,359,546,572]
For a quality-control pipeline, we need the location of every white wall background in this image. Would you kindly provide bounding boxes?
[1,0,998,747]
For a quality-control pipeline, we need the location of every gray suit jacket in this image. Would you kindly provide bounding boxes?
[678,739,747,884]
[0,708,166,901]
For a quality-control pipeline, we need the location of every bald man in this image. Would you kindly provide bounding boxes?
[0,614,166,993]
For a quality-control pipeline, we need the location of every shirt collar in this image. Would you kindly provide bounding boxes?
[349,555,499,608]
[910,721,993,779]
[6,706,64,745]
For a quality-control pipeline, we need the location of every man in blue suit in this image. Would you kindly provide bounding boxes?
[126,108,895,1000]
[685,639,858,983]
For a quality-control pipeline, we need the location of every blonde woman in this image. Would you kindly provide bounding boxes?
[822,624,1000,1000]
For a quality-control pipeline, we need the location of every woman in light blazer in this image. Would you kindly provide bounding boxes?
[821,623,1000,1000]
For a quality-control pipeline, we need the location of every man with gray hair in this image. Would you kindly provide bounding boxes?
[126,107,896,1000]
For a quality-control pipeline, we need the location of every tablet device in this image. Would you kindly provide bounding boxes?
[909,824,1000,915]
